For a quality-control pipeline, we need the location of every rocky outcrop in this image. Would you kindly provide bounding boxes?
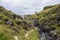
[7,20,14,26]
[30,18,59,40]
[40,27,58,40]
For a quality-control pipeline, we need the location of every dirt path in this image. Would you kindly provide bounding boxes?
[25,27,37,37]
[14,27,38,40]
[14,36,19,40]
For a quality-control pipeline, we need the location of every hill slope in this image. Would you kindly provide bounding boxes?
[28,4,60,35]
[1,4,60,40]
[0,6,24,40]
[0,6,39,40]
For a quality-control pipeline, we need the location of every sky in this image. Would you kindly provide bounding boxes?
[0,0,60,15]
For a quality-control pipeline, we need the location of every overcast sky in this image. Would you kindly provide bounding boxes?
[0,0,60,15]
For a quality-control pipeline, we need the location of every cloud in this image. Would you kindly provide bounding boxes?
[41,0,60,6]
[1,0,25,5]
[0,0,60,15]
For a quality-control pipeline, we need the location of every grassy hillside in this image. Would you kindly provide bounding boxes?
[0,6,24,40]
[1,4,60,40]
[0,6,39,40]
[27,4,60,36]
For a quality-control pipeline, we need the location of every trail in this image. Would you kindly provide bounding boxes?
[25,27,37,38]
[13,27,37,40]
[14,36,19,40]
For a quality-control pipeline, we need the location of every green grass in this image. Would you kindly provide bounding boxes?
[18,29,39,40]
[28,29,39,40]
[0,24,14,40]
